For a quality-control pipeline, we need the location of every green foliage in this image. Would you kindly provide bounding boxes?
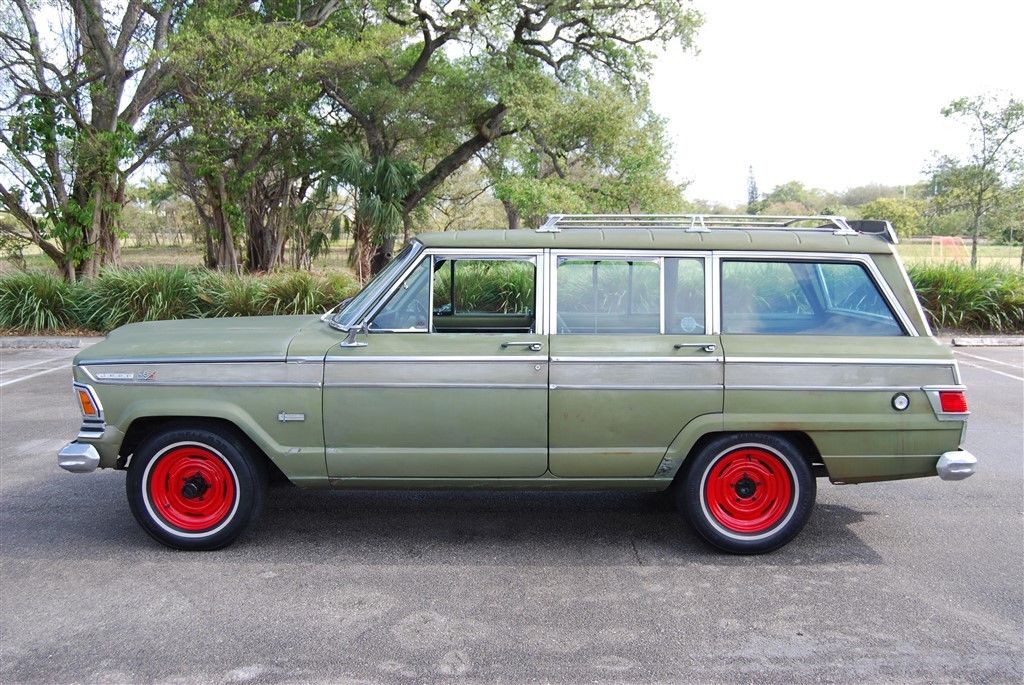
[0,268,361,332]
[859,197,925,238]
[909,264,1024,332]
[76,267,206,330]
[0,272,76,332]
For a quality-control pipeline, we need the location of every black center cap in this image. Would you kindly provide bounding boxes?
[182,474,209,500]
[735,476,756,499]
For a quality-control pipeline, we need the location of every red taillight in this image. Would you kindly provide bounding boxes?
[939,390,968,413]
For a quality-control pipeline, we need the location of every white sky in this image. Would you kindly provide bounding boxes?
[650,0,1024,206]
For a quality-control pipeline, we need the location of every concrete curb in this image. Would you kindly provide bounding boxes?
[951,337,1024,347]
[1,336,104,349]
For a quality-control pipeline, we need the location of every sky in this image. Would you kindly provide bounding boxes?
[649,0,1024,206]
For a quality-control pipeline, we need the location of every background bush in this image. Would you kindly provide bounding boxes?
[0,264,1020,334]
[0,268,360,333]
[908,264,1024,333]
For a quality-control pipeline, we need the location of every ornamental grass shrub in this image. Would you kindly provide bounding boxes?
[907,264,1024,333]
[0,267,360,333]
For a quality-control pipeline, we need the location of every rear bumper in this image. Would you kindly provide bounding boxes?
[57,442,100,473]
[936,450,977,481]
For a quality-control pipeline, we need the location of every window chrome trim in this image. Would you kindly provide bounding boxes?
[362,248,546,335]
[713,250,918,337]
[549,250,713,336]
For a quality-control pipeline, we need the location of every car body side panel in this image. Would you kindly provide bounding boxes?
[718,335,963,483]
[72,363,329,486]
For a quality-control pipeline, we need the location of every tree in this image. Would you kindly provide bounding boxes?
[859,197,925,239]
[316,0,701,274]
[0,0,180,280]
[746,166,759,214]
[928,94,1024,267]
[488,79,685,229]
[160,11,325,273]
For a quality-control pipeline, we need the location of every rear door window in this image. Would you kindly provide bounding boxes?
[721,259,903,336]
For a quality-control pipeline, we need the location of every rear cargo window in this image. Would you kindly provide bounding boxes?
[721,260,903,336]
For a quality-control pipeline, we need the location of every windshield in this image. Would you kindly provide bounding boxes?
[332,242,421,329]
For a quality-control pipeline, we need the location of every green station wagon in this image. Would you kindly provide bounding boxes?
[58,214,976,553]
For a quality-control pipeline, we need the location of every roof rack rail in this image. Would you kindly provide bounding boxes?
[535,213,898,243]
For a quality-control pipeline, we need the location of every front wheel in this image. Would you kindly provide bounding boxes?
[126,426,266,550]
[676,433,815,554]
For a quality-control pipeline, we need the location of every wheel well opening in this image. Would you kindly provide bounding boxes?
[118,416,291,485]
[672,430,828,485]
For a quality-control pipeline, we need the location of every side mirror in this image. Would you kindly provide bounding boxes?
[339,322,368,348]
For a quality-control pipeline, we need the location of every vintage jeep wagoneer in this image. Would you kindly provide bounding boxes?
[58,214,976,553]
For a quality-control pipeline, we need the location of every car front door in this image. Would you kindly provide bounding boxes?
[547,252,724,477]
[323,250,548,480]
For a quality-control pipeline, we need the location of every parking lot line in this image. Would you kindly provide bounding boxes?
[956,360,1024,382]
[955,350,1023,370]
[0,357,63,375]
[0,364,71,388]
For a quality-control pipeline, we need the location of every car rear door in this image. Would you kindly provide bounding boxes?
[547,251,723,477]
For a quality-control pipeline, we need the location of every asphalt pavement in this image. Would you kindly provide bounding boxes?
[0,344,1021,684]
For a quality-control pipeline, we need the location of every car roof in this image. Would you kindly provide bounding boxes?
[414,228,894,254]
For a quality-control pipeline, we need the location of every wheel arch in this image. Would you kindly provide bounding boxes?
[660,419,827,483]
[118,415,290,485]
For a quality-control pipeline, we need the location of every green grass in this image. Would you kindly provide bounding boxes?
[897,243,1021,268]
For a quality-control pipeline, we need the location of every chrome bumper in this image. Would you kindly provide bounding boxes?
[936,450,977,481]
[58,442,100,473]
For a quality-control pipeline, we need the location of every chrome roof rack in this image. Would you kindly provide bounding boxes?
[537,213,862,236]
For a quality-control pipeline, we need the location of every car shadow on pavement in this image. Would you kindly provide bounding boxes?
[246,488,884,566]
[1,476,882,566]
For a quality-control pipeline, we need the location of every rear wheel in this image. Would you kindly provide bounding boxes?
[676,433,815,554]
[126,426,266,550]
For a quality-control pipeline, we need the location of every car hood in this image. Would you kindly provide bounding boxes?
[75,315,324,364]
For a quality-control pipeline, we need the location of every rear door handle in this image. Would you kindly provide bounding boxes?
[674,343,717,353]
[502,341,544,352]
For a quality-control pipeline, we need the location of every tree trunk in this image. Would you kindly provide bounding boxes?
[352,218,374,283]
[970,212,981,269]
[502,200,521,230]
[211,173,238,274]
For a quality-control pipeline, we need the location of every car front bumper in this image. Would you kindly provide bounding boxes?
[57,442,100,473]
[936,450,977,481]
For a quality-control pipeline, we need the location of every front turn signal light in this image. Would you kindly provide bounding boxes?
[74,384,100,418]
[938,390,969,413]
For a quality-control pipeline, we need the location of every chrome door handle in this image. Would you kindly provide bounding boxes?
[674,343,716,353]
[502,341,544,352]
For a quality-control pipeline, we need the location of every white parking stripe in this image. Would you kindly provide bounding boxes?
[957,360,1024,382]
[0,364,71,388]
[0,357,66,375]
[955,350,1023,370]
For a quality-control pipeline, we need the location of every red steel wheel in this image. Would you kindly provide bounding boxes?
[676,433,816,554]
[145,443,238,534]
[702,446,794,534]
